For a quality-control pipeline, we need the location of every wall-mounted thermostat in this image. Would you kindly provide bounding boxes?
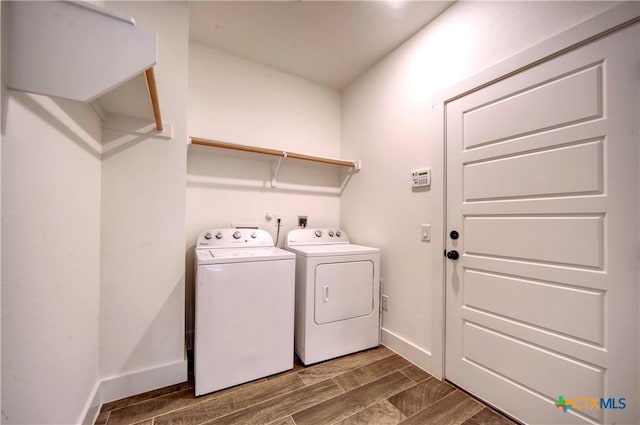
[412,168,431,187]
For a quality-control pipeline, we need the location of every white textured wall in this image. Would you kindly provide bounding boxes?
[340,1,618,367]
[189,42,342,158]
[1,91,102,424]
[187,43,342,249]
[100,1,188,383]
[187,43,343,350]
[187,42,342,243]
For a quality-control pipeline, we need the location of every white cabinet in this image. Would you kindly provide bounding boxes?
[5,1,163,131]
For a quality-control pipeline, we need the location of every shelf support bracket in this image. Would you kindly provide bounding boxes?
[145,67,163,131]
[271,152,287,188]
[339,160,361,193]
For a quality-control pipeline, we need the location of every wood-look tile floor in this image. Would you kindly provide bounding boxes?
[95,346,519,425]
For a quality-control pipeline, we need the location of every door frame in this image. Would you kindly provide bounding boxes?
[429,2,640,380]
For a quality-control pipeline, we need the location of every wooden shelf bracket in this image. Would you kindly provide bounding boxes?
[144,67,163,131]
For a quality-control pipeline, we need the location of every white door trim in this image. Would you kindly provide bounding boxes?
[429,1,640,380]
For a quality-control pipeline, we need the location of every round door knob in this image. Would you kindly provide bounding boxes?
[233,231,242,239]
[450,230,459,240]
[446,250,460,260]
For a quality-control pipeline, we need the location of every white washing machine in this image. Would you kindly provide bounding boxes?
[194,228,295,396]
[284,228,380,365]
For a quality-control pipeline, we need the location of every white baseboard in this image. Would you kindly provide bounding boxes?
[79,380,102,425]
[100,359,188,404]
[381,327,432,373]
[79,333,426,424]
[80,359,188,425]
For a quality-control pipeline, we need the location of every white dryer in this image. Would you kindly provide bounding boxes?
[194,228,295,396]
[284,228,380,365]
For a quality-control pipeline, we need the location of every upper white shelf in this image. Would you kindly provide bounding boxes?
[190,137,361,170]
[6,1,157,103]
[190,137,360,191]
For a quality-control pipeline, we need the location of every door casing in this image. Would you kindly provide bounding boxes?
[429,2,640,380]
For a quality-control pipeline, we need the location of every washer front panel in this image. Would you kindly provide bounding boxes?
[194,227,295,396]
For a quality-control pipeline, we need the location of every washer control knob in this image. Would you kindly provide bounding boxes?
[251,232,257,239]
[314,230,323,238]
[233,231,242,239]
[336,230,342,237]
[204,232,213,240]
[215,232,223,240]
[328,230,334,237]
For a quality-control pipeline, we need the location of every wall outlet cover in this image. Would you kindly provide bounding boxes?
[381,295,389,311]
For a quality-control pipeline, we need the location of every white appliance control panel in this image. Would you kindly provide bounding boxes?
[196,228,274,248]
[286,228,350,246]
[412,168,431,187]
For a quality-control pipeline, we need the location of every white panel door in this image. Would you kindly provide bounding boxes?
[445,23,639,425]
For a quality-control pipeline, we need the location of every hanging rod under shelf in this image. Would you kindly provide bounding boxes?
[190,137,361,170]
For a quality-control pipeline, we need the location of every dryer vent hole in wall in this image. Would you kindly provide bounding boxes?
[382,295,389,311]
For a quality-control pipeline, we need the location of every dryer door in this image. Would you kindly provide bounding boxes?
[314,260,374,324]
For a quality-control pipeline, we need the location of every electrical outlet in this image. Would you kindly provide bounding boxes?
[381,295,389,311]
[298,216,308,228]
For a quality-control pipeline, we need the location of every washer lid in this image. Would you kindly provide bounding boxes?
[196,247,295,265]
[284,243,379,257]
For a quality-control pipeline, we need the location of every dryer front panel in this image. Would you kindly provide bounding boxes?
[314,260,374,325]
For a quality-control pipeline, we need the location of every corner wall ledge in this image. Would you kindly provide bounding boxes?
[103,115,173,139]
[6,1,164,133]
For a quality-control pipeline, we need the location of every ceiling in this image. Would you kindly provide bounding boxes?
[188,1,454,89]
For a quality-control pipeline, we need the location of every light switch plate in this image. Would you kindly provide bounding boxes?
[421,224,431,241]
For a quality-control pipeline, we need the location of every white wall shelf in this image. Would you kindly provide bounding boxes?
[5,1,164,131]
[190,137,361,189]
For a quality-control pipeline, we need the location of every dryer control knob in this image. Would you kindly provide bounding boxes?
[233,231,242,239]
[314,230,323,237]
[328,231,334,237]
[336,231,342,237]
[204,232,213,240]
[215,232,223,240]
[251,232,257,239]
